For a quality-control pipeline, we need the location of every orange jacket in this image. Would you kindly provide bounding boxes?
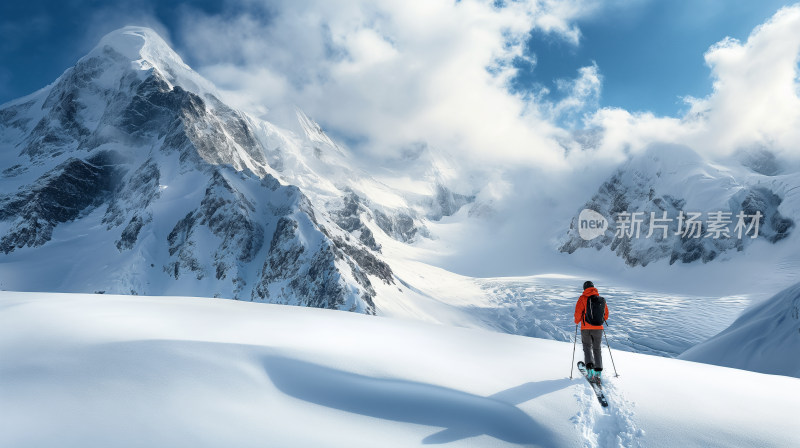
[574,287,609,330]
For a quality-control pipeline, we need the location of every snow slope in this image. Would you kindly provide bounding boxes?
[1,291,797,448]
[680,281,800,378]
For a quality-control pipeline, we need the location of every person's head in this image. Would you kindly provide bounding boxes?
[583,281,594,290]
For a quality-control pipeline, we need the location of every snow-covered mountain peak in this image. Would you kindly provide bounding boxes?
[85,26,216,97]
[0,26,406,310]
[631,143,704,172]
[90,27,164,63]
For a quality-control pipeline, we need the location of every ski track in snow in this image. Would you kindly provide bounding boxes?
[472,277,752,357]
[571,378,643,448]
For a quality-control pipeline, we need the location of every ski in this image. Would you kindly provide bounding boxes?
[577,361,609,407]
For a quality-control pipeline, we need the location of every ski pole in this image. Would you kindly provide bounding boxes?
[570,324,578,379]
[603,327,619,378]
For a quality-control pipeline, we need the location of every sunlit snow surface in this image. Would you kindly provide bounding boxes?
[469,277,752,357]
[1,292,798,448]
[680,281,800,377]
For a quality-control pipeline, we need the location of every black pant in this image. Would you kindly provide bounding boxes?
[581,329,603,370]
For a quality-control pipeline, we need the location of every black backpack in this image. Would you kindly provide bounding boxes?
[584,295,606,326]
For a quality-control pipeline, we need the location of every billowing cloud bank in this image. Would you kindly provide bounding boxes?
[591,4,800,162]
[179,0,602,170]
[174,1,800,174]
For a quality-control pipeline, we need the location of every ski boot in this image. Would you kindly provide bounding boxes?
[585,363,597,384]
[592,368,603,386]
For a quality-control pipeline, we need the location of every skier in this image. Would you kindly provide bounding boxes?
[574,281,609,385]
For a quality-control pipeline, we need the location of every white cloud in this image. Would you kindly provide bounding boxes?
[588,4,800,161]
[582,108,686,164]
[178,0,598,171]
[684,5,800,156]
[171,0,800,194]
[548,62,603,127]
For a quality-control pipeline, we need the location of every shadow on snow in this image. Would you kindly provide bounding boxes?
[263,355,569,445]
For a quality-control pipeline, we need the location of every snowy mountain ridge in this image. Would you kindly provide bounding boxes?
[0,26,417,312]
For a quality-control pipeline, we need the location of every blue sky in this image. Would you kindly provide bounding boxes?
[0,0,796,119]
[512,0,793,116]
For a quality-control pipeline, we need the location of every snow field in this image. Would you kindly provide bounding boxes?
[1,291,797,447]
